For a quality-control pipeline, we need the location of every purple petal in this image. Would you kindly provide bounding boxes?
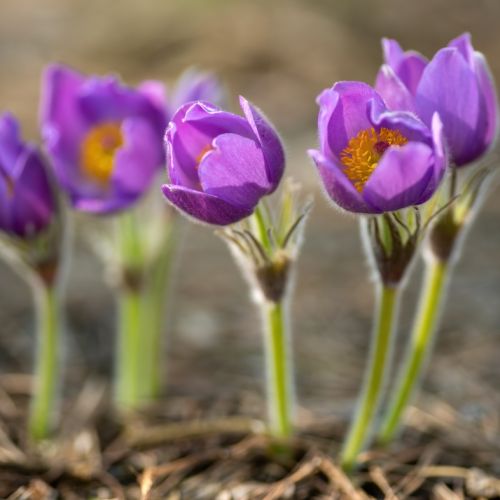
[316,88,339,159]
[416,47,487,166]
[199,133,270,208]
[73,195,137,215]
[375,65,416,112]
[166,101,252,189]
[138,80,168,118]
[40,64,88,169]
[0,113,24,174]
[79,76,166,135]
[239,96,285,191]
[369,100,432,145]
[162,184,253,225]
[474,52,498,149]
[363,142,436,211]
[112,117,164,194]
[308,149,377,214]
[11,149,55,235]
[170,68,224,113]
[319,82,386,159]
[448,33,474,66]
[381,39,427,95]
[382,39,406,69]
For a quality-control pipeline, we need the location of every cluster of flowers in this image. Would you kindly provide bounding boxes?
[0,33,497,470]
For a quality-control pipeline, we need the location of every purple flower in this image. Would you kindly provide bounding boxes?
[40,64,167,214]
[167,68,224,119]
[162,97,285,225]
[0,113,55,238]
[309,82,446,214]
[376,34,498,166]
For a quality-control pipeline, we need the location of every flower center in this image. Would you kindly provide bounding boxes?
[81,122,123,184]
[340,127,408,192]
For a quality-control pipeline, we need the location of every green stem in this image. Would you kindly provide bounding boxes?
[141,226,176,399]
[115,288,143,407]
[263,300,293,438]
[29,280,60,441]
[378,258,448,445]
[114,212,146,408]
[340,284,399,472]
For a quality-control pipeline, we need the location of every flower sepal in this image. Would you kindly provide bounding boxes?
[365,209,421,286]
[428,165,494,263]
[219,180,310,304]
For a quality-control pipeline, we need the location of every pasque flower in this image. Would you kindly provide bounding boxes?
[0,113,56,238]
[162,97,285,225]
[167,68,225,118]
[376,33,497,166]
[40,64,167,214]
[309,82,446,214]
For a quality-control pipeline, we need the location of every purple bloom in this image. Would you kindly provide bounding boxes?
[40,64,167,214]
[376,34,498,166]
[162,97,285,225]
[167,68,224,119]
[0,113,56,238]
[309,82,446,214]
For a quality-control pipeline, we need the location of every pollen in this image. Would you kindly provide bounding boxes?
[81,122,123,184]
[340,127,408,192]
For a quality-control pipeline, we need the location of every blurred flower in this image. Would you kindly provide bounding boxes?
[167,68,225,118]
[162,97,285,225]
[309,82,446,214]
[376,33,498,166]
[40,64,167,214]
[0,113,55,238]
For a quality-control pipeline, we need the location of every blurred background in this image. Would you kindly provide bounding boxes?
[0,0,499,422]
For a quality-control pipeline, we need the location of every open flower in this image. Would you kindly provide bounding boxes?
[376,33,498,166]
[0,113,56,238]
[40,64,167,214]
[309,82,446,214]
[162,97,285,225]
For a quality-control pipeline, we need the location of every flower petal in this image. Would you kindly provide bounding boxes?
[474,52,498,148]
[40,64,88,169]
[198,133,270,209]
[320,82,386,159]
[239,96,285,191]
[375,65,416,112]
[363,142,436,212]
[162,184,253,225]
[308,149,377,214]
[381,38,427,95]
[112,117,164,195]
[416,47,487,166]
[166,102,252,189]
[79,76,166,134]
[0,113,24,174]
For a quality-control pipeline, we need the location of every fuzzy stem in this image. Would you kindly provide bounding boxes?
[378,257,448,444]
[341,284,399,472]
[114,212,146,408]
[263,299,293,439]
[29,280,60,441]
[115,288,143,407]
[141,226,176,399]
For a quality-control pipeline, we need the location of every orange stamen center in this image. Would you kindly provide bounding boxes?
[340,127,408,192]
[81,122,123,184]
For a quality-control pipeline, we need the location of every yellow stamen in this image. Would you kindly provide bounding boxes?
[0,168,15,198]
[81,122,123,184]
[340,127,408,192]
